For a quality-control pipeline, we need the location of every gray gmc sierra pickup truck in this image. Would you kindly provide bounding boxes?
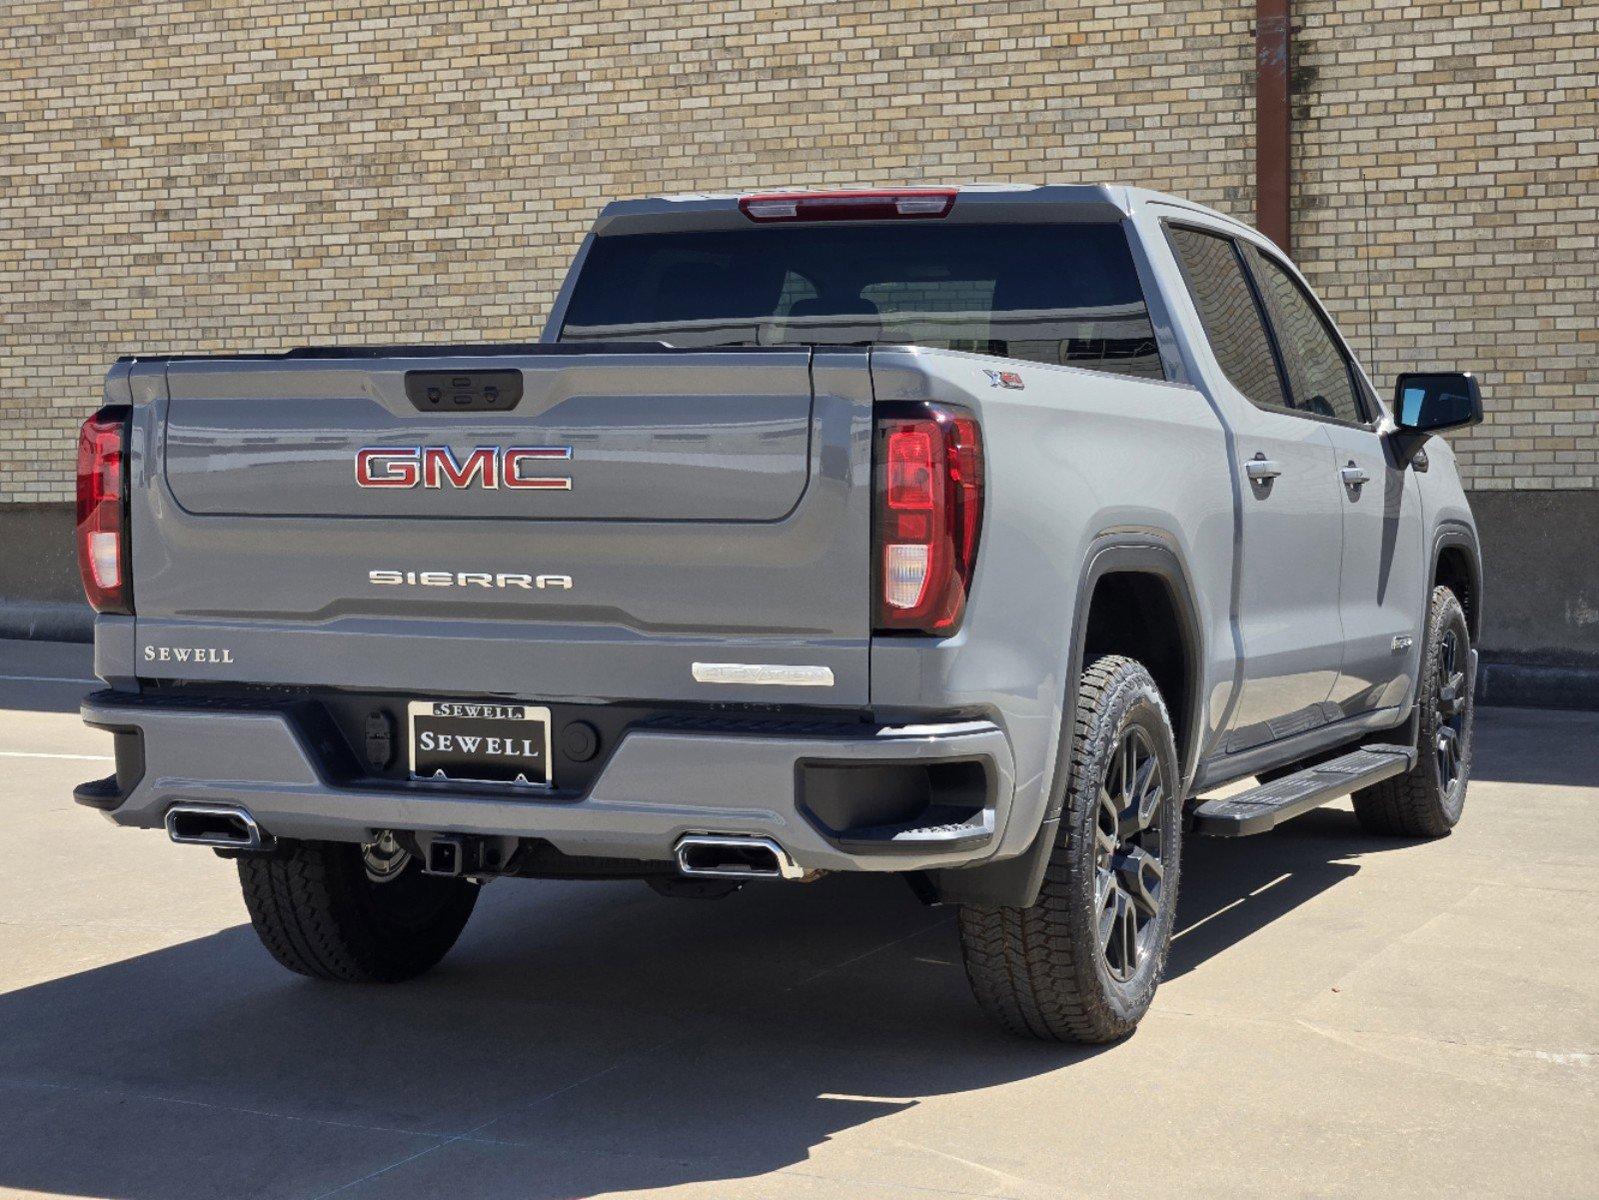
[75,185,1484,1042]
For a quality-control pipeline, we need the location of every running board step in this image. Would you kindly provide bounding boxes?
[1191,744,1416,837]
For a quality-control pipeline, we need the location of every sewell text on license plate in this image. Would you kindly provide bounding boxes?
[408,700,552,786]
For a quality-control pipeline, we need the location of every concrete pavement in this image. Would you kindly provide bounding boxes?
[0,639,1594,1199]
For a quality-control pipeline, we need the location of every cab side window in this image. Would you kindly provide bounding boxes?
[1242,245,1365,425]
[1166,226,1288,410]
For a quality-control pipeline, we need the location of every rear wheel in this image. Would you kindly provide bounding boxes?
[958,655,1183,1043]
[238,837,479,982]
[1352,585,1474,837]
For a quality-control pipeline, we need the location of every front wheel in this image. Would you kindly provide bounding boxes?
[238,837,479,982]
[1352,585,1475,838]
[958,655,1183,1043]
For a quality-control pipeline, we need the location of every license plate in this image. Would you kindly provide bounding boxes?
[408,700,552,786]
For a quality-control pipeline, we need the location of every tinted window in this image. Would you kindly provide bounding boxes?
[1167,227,1287,409]
[1244,245,1364,424]
[561,223,1165,380]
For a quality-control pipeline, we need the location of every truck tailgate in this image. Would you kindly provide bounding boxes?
[132,348,874,705]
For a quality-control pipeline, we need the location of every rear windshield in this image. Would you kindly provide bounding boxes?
[559,222,1165,380]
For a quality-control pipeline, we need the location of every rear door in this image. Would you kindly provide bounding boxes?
[1165,225,1347,751]
[133,347,875,705]
[1240,244,1427,716]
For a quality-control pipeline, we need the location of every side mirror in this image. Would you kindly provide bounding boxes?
[1393,372,1483,433]
[1390,372,1483,462]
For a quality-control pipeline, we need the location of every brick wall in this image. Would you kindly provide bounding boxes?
[1294,0,1599,490]
[1,0,1593,502]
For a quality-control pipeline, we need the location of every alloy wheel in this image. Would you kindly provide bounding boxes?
[1434,628,1468,792]
[1094,726,1170,983]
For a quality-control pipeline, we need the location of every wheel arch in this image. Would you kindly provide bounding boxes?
[928,532,1205,908]
[1431,523,1482,641]
[1074,547,1206,788]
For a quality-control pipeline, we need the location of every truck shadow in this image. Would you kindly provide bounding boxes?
[0,803,1421,1200]
[1170,806,1385,978]
[0,678,93,714]
[0,640,96,714]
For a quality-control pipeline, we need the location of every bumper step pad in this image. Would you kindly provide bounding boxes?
[830,806,996,854]
[1191,744,1415,837]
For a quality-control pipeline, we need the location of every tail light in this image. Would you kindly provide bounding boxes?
[76,406,133,614]
[873,404,984,635]
[739,189,957,222]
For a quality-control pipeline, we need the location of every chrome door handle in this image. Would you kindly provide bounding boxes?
[1245,456,1282,481]
[1340,464,1371,487]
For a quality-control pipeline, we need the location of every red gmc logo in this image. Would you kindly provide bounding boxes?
[355,446,572,490]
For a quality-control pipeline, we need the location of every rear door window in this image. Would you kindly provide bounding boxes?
[560,222,1168,381]
[1165,226,1288,410]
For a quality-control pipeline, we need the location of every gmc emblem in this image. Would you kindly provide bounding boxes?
[355,446,572,490]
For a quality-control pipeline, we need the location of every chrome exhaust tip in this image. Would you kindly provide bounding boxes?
[673,834,804,881]
[165,803,272,851]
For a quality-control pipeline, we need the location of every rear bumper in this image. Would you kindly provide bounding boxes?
[80,691,1017,874]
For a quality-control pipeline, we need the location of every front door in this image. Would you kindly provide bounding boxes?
[1321,423,1427,713]
[1239,243,1428,719]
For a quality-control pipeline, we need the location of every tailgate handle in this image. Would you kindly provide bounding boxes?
[405,370,523,412]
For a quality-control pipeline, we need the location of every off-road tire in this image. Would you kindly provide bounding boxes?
[958,655,1183,1043]
[238,839,479,982]
[1352,585,1474,838]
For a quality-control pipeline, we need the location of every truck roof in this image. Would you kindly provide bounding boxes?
[592,184,1255,239]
